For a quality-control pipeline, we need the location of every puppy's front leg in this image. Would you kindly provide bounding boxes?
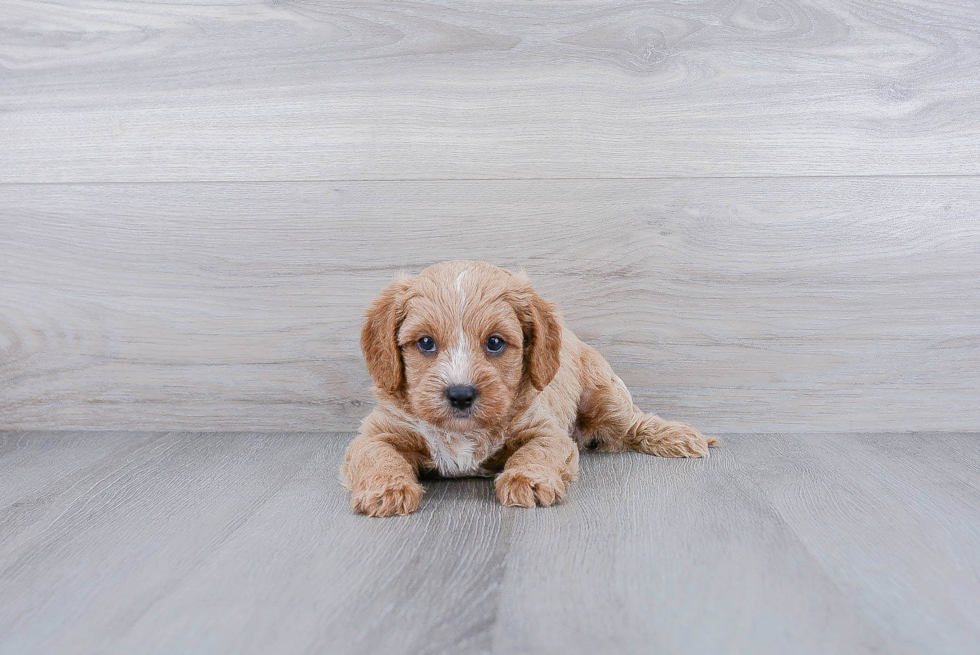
[341,418,426,517]
[496,422,579,508]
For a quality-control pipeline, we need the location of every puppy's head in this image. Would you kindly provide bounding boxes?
[361,260,561,431]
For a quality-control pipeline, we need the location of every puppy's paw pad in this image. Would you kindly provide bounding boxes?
[351,480,423,517]
[638,422,714,458]
[496,468,566,508]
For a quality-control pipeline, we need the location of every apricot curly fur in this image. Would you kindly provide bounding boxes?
[342,260,717,516]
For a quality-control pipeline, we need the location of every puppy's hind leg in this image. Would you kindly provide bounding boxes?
[576,347,717,458]
[622,409,718,458]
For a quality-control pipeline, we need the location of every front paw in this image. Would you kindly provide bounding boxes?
[496,466,566,508]
[637,421,716,458]
[350,478,424,517]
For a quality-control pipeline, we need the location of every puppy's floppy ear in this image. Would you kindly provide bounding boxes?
[510,276,562,391]
[361,274,413,396]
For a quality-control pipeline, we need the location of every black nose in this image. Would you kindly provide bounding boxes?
[446,385,478,410]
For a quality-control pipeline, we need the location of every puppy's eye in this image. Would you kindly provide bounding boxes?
[417,336,437,353]
[485,335,506,355]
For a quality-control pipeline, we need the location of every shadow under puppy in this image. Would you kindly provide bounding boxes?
[342,260,717,517]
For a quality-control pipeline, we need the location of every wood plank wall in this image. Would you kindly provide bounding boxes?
[2,1,979,432]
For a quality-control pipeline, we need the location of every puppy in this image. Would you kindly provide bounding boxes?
[342,260,717,517]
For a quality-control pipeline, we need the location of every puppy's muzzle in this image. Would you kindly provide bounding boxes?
[445,385,478,411]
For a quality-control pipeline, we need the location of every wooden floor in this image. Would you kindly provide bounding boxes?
[1,431,978,654]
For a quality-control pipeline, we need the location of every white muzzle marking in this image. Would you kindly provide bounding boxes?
[440,269,473,387]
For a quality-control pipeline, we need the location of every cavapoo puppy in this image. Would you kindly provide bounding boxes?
[342,260,717,517]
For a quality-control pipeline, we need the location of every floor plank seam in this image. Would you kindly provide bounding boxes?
[728,447,902,650]
[105,438,324,642]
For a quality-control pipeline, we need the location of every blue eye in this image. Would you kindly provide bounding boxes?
[417,336,436,353]
[486,335,506,354]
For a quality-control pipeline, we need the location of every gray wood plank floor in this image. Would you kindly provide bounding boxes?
[2,431,978,654]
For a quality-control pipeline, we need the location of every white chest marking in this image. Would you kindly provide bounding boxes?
[414,420,486,477]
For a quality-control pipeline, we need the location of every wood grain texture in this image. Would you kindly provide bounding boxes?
[0,430,162,507]
[2,178,978,432]
[105,445,509,655]
[2,0,980,182]
[493,447,895,654]
[0,432,325,653]
[735,433,980,654]
[1,431,979,654]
